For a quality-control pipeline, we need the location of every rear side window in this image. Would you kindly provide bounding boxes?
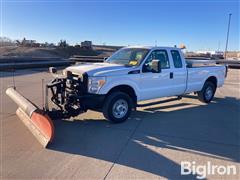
[171,50,183,68]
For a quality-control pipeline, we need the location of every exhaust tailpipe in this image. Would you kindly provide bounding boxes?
[6,88,54,147]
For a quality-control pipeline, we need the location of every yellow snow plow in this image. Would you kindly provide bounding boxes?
[5,68,90,147]
[6,88,54,147]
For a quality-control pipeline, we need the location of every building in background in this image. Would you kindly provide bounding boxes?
[81,41,92,49]
[196,50,224,59]
[16,38,40,47]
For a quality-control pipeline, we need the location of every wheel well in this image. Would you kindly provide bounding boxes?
[107,85,137,105]
[206,76,217,87]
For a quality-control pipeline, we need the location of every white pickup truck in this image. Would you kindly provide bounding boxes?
[47,46,226,122]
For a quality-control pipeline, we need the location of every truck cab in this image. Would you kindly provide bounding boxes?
[134,46,187,100]
[47,46,226,123]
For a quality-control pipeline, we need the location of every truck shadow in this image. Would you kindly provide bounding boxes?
[48,95,239,179]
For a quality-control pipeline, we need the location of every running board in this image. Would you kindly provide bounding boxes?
[137,96,182,107]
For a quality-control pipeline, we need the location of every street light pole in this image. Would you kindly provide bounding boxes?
[224,13,232,59]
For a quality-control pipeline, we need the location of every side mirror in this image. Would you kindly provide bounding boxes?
[151,59,161,73]
[49,67,57,74]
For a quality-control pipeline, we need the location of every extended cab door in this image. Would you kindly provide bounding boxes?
[139,49,187,101]
[139,49,174,100]
[169,49,187,95]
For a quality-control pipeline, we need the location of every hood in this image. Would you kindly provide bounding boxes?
[65,63,135,76]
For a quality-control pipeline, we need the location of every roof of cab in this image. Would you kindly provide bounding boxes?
[123,45,180,50]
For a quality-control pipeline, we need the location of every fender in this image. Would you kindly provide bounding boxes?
[202,73,218,87]
[98,77,140,99]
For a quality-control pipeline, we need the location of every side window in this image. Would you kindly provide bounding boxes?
[143,50,170,72]
[171,50,183,68]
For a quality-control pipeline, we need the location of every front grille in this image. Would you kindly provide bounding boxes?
[81,73,88,94]
[66,72,88,95]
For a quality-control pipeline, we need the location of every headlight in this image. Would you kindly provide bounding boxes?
[63,69,67,76]
[63,70,72,78]
[88,77,106,94]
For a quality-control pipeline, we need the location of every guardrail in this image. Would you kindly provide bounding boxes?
[0,57,63,63]
[0,58,74,71]
[186,57,240,69]
[215,60,240,68]
[69,55,104,63]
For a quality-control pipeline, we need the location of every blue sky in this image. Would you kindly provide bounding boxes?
[1,0,239,51]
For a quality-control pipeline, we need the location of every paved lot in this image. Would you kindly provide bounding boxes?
[0,68,239,179]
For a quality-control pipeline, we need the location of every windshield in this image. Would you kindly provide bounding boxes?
[106,48,149,66]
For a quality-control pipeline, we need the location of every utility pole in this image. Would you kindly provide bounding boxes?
[224,13,232,59]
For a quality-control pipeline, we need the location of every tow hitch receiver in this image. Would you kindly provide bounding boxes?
[6,88,54,147]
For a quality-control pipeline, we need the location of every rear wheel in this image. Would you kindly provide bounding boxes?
[197,81,216,103]
[103,92,133,123]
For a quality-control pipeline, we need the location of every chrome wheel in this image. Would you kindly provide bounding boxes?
[112,99,128,119]
[205,86,213,101]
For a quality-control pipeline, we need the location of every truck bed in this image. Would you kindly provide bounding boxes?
[186,59,217,68]
[185,64,226,94]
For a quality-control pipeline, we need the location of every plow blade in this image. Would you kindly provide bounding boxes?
[6,88,54,147]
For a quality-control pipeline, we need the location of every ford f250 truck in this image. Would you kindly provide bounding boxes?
[47,46,226,123]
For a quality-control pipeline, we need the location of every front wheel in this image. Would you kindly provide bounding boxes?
[103,92,133,123]
[197,81,216,103]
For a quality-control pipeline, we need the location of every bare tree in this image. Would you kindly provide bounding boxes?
[58,40,68,48]
[0,37,16,47]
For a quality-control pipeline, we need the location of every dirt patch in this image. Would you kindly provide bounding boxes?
[0,46,101,59]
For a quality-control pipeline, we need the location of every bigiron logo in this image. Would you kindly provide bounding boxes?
[181,161,237,179]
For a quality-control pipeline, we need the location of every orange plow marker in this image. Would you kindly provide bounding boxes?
[6,88,54,147]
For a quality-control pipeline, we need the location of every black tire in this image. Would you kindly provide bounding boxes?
[103,92,133,123]
[197,81,216,103]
